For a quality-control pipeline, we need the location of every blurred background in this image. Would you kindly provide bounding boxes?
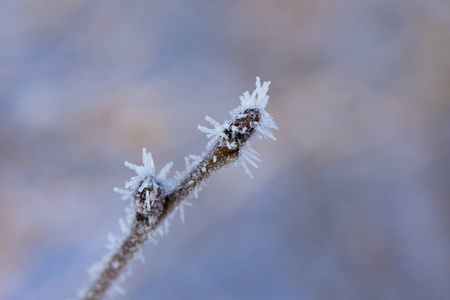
[1,0,450,299]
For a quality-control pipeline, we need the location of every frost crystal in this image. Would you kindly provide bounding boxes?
[178,201,193,223]
[238,142,262,179]
[198,116,228,148]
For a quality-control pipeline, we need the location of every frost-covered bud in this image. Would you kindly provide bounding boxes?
[115,148,173,222]
[196,77,278,178]
[224,108,260,147]
[133,177,164,219]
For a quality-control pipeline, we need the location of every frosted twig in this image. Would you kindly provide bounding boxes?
[80,78,277,300]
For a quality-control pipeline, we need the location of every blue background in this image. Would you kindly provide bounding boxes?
[1,0,449,299]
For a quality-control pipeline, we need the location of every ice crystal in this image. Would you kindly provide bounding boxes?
[238,142,262,179]
[197,116,228,148]
[178,201,193,223]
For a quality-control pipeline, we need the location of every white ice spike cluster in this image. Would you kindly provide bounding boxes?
[199,77,277,143]
[122,148,172,193]
[198,77,278,177]
[114,148,173,218]
[232,77,278,140]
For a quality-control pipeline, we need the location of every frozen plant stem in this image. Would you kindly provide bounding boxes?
[81,78,277,300]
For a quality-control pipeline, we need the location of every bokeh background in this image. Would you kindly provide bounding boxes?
[1,0,450,299]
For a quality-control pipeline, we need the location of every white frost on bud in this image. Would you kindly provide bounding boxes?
[121,148,172,193]
[114,148,173,216]
[197,77,277,178]
[198,77,277,147]
[231,77,278,141]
